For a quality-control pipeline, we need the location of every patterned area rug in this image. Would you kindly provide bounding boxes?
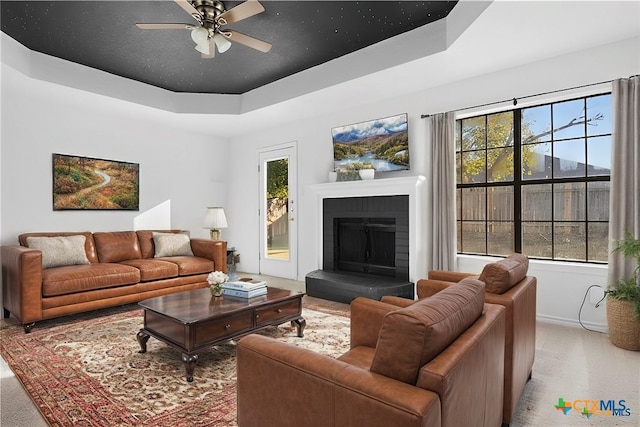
[0,303,351,426]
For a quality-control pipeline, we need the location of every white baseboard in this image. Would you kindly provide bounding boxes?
[537,314,608,333]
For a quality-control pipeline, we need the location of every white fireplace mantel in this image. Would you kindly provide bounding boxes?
[306,175,428,282]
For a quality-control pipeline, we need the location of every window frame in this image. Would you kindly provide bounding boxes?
[455,92,612,264]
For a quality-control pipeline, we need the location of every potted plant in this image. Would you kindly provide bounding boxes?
[356,162,375,180]
[606,232,640,350]
[207,270,229,297]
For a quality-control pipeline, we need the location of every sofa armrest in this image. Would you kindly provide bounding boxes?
[427,270,476,282]
[485,276,537,422]
[237,334,441,427]
[416,303,506,427]
[416,279,455,299]
[1,245,44,324]
[189,238,227,273]
[349,297,401,349]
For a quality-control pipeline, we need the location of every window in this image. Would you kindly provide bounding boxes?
[456,93,611,262]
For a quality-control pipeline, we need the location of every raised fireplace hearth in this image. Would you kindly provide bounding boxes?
[306,194,414,303]
[305,270,413,303]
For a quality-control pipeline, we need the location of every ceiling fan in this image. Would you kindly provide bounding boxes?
[136,0,272,58]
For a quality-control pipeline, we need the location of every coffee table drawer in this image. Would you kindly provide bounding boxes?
[195,311,254,346]
[255,299,301,325]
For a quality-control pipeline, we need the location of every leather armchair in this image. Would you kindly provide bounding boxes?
[237,279,506,427]
[417,254,536,427]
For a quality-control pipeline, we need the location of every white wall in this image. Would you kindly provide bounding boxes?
[0,66,230,244]
[225,36,639,331]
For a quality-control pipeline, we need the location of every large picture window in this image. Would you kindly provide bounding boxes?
[456,93,611,263]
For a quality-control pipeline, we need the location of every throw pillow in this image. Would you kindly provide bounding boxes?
[153,232,194,257]
[26,235,90,269]
[478,253,529,294]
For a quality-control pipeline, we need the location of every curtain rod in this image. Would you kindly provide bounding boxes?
[420,74,639,119]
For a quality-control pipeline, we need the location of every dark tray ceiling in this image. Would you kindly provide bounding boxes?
[1,1,458,94]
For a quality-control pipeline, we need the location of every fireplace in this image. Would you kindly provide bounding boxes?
[334,217,396,277]
[306,195,414,303]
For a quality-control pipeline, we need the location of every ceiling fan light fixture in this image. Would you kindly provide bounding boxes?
[194,41,210,55]
[191,26,209,49]
[213,33,231,53]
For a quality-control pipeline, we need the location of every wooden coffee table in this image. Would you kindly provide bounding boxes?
[136,287,306,382]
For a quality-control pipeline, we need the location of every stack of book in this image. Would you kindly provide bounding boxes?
[222,279,267,298]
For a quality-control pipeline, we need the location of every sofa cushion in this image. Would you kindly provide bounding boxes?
[370,278,485,385]
[94,231,142,263]
[119,259,179,282]
[41,263,140,297]
[26,235,90,269]
[157,256,214,276]
[478,253,529,294]
[153,232,194,257]
[337,346,376,370]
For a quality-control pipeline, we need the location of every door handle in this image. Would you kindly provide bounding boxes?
[289,218,295,222]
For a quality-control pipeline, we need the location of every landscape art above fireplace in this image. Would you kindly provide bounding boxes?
[331,113,409,181]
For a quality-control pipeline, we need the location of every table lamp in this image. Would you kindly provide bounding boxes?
[204,207,228,240]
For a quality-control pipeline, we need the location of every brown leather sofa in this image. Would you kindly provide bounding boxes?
[237,279,506,427]
[2,230,227,332]
[417,254,536,427]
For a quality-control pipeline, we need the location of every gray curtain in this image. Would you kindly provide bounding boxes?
[607,76,640,286]
[430,112,456,271]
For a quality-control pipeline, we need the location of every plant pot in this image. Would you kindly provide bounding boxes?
[606,297,640,351]
[358,169,375,180]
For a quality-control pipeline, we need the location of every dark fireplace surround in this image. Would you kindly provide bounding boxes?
[306,195,414,303]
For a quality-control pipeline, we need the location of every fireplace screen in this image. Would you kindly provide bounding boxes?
[334,217,396,276]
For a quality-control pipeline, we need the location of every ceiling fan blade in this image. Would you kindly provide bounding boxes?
[217,0,264,25]
[174,0,201,21]
[225,29,271,53]
[201,38,216,59]
[136,23,193,30]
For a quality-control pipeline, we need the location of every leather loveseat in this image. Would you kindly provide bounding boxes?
[417,254,536,427]
[236,279,506,427]
[2,230,227,332]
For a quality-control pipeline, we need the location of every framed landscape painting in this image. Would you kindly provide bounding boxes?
[52,153,139,210]
[332,113,409,180]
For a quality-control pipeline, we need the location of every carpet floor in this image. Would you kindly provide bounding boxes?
[0,302,350,426]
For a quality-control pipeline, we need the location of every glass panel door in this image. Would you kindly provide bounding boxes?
[266,157,289,260]
[259,144,297,279]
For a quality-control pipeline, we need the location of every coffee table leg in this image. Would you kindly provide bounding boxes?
[137,330,150,353]
[182,353,198,382]
[292,317,306,337]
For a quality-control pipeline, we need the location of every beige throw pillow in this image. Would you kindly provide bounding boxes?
[26,235,90,269]
[153,232,194,257]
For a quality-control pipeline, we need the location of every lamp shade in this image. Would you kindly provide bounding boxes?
[204,207,228,229]
[191,27,210,55]
[214,33,231,53]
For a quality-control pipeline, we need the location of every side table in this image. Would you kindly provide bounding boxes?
[227,246,237,273]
